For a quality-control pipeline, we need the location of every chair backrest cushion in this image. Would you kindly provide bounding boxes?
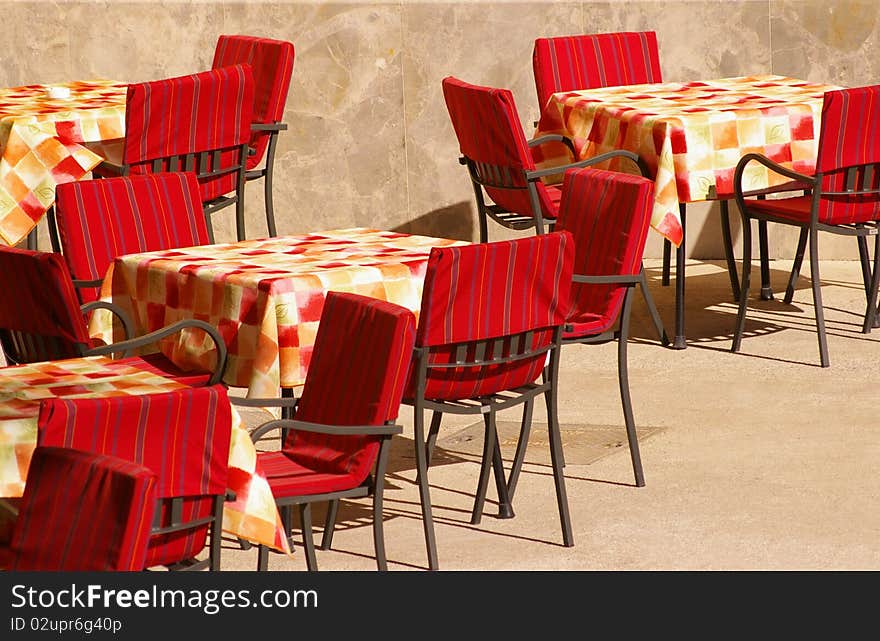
[0,246,91,363]
[54,172,210,304]
[212,35,295,169]
[285,292,416,484]
[123,64,254,202]
[555,167,654,335]
[414,232,573,400]
[815,84,880,225]
[10,446,156,571]
[37,385,232,567]
[533,31,662,109]
[442,76,559,219]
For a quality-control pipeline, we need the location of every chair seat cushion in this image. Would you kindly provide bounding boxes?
[741,195,813,223]
[563,311,614,338]
[258,451,365,497]
[124,354,211,387]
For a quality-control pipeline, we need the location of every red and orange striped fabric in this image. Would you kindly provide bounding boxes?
[37,385,232,568]
[6,446,157,571]
[262,292,416,496]
[0,80,127,246]
[54,172,210,304]
[120,64,253,203]
[442,76,562,222]
[212,35,294,170]
[532,31,662,110]
[413,232,573,401]
[555,167,655,337]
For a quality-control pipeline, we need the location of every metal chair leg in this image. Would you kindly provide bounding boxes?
[638,265,669,346]
[861,233,880,334]
[672,203,687,349]
[758,220,773,300]
[545,353,573,547]
[719,200,741,301]
[299,503,318,571]
[506,398,534,501]
[858,235,872,299]
[491,424,514,519]
[617,290,645,487]
[319,499,338,550]
[372,442,392,571]
[413,406,439,571]
[784,228,808,304]
[257,544,269,571]
[424,410,443,467]
[732,212,753,353]
[661,238,671,286]
[807,229,829,367]
[471,411,497,525]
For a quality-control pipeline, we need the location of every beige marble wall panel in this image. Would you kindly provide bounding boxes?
[217,3,407,240]
[0,2,74,86]
[400,2,583,241]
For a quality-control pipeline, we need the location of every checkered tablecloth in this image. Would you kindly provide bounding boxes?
[533,75,843,247]
[89,228,469,400]
[0,355,291,555]
[0,80,126,246]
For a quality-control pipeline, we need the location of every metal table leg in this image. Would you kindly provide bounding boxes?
[673,203,687,349]
[758,220,773,300]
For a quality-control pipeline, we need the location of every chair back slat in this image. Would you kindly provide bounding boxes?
[555,167,654,335]
[10,446,157,571]
[54,172,210,304]
[443,76,558,219]
[815,85,880,224]
[0,246,91,363]
[533,31,662,109]
[284,292,416,485]
[413,233,573,400]
[213,35,295,168]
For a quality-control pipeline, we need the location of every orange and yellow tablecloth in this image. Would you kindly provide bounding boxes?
[90,228,469,400]
[0,355,290,555]
[0,80,126,246]
[533,74,843,246]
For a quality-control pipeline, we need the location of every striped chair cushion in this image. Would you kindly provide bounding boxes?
[37,385,232,568]
[0,246,92,362]
[271,292,416,496]
[555,167,654,338]
[742,85,880,226]
[123,64,254,203]
[532,31,662,109]
[442,76,561,221]
[413,232,574,400]
[212,35,295,170]
[9,446,156,571]
[54,172,210,304]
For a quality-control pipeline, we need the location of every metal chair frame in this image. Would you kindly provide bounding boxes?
[731,153,880,367]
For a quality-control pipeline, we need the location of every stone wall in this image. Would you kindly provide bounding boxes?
[3,0,878,257]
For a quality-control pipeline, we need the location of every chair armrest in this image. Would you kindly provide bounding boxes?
[735,153,816,192]
[526,149,645,180]
[251,122,288,132]
[81,300,134,341]
[228,394,299,411]
[528,134,576,160]
[251,418,402,443]
[84,318,228,386]
[572,274,641,285]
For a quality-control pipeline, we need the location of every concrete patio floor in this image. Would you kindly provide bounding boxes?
[222,258,880,571]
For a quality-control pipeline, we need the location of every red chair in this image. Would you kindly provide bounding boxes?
[442,75,640,243]
[0,245,226,387]
[2,446,157,571]
[98,65,254,242]
[37,385,233,571]
[50,172,211,304]
[532,31,661,111]
[250,291,415,571]
[404,232,574,571]
[212,35,295,238]
[732,84,880,367]
[508,167,658,490]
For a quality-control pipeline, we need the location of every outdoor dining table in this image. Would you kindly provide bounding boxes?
[533,74,843,348]
[89,227,469,402]
[0,79,126,247]
[0,355,291,556]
